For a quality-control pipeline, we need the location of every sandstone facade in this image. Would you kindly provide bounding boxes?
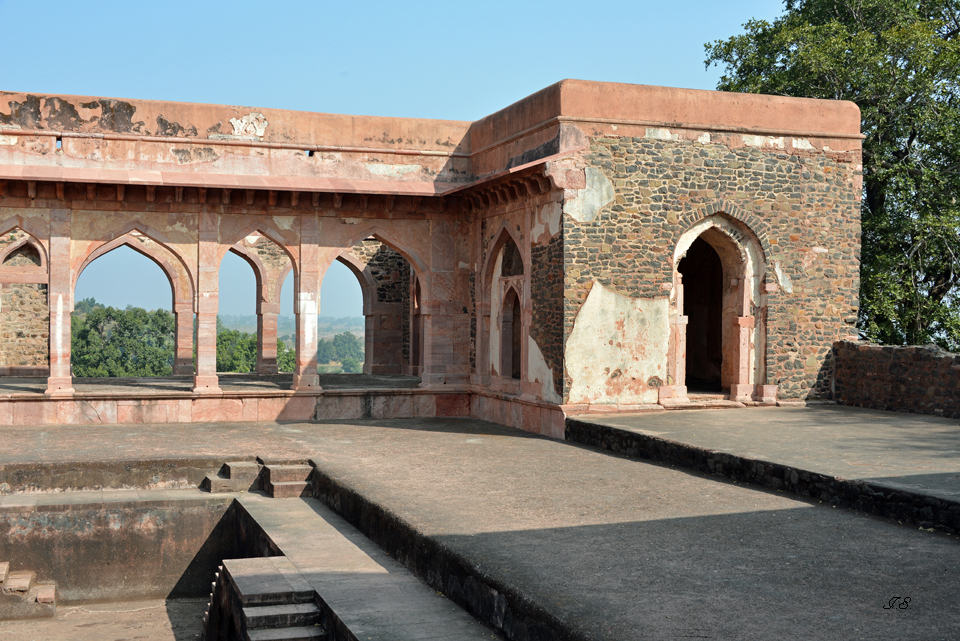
[0,80,862,428]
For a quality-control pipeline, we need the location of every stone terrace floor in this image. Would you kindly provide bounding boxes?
[0,373,421,398]
[1,408,959,639]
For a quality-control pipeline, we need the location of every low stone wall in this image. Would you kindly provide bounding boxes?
[565,418,960,536]
[834,340,960,418]
[0,496,240,603]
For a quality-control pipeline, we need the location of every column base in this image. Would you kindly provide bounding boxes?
[730,383,755,403]
[192,375,222,395]
[173,361,195,376]
[257,364,280,375]
[658,385,688,404]
[291,374,321,391]
[44,377,74,396]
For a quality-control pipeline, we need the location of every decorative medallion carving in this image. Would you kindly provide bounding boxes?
[229,113,269,138]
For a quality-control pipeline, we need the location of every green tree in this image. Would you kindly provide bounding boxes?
[216,318,258,373]
[706,0,960,349]
[332,332,364,362]
[277,339,296,372]
[341,356,362,373]
[316,338,337,364]
[72,305,175,376]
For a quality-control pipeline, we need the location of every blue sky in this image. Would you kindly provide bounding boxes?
[0,0,787,317]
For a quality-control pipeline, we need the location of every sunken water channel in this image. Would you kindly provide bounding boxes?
[0,458,488,640]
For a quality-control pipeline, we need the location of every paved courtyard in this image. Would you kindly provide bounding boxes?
[1,407,958,640]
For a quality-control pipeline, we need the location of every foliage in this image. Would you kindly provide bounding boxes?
[706,0,960,349]
[72,304,175,377]
[277,338,296,372]
[216,318,257,373]
[316,332,365,373]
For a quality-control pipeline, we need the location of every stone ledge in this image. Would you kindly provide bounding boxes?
[564,418,960,536]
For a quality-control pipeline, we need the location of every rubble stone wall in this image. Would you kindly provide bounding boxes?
[566,133,861,400]
[834,341,960,418]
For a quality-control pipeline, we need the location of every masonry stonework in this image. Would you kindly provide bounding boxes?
[0,80,865,429]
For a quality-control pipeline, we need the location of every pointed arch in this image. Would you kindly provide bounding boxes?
[0,234,47,269]
[218,223,299,270]
[481,224,526,290]
[0,215,49,248]
[668,212,768,402]
[342,225,430,296]
[225,243,267,311]
[74,232,195,309]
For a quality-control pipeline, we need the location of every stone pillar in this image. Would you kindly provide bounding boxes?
[659,275,688,403]
[418,300,441,386]
[292,216,320,390]
[362,312,374,375]
[45,208,74,395]
[257,302,279,374]
[173,301,195,375]
[193,210,221,393]
[730,315,755,402]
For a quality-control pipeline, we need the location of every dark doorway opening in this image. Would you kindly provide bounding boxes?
[678,237,723,392]
[501,288,522,380]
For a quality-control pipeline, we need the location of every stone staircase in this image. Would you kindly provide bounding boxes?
[262,464,313,498]
[201,461,263,493]
[201,460,313,498]
[0,561,57,620]
[202,556,325,641]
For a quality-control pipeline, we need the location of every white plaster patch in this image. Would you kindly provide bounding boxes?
[527,337,561,404]
[774,262,794,293]
[563,167,614,224]
[0,135,19,145]
[245,234,261,244]
[792,138,816,150]
[743,135,785,149]
[645,128,678,141]
[365,163,421,177]
[566,283,669,405]
[273,216,295,231]
[299,295,318,349]
[531,202,562,244]
[697,133,711,144]
[812,247,828,254]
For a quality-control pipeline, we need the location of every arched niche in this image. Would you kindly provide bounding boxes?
[667,214,767,403]
[479,226,527,393]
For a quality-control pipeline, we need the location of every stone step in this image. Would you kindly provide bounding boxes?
[224,557,314,607]
[2,571,34,594]
[244,603,322,629]
[33,582,57,605]
[203,473,256,493]
[266,481,309,498]
[226,461,262,480]
[247,626,326,641]
[266,465,313,484]
[0,562,9,586]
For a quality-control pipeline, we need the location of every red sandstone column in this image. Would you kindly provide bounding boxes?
[418,300,440,386]
[45,208,74,395]
[173,301,195,375]
[193,210,221,393]
[730,316,756,402]
[292,216,320,390]
[258,302,279,374]
[659,275,688,403]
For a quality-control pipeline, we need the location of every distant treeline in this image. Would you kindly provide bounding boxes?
[71,298,364,376]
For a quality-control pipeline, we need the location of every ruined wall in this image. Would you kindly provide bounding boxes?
[563,132,860,401]
[350,239,412,370]
[834,341,960,418]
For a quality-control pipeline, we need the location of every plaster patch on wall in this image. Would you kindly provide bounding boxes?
[645,128,678,141]
[566,282,669,405]
[273,216,295,231]
[792,138,816,150]
[743,135,785,149]
[697,133,711,144]
[528,337,561,404]
[563,167,614,223]
[531,202,562,245]
[365,163,421,177]
[774,262,794,293]
[0,135,18,146]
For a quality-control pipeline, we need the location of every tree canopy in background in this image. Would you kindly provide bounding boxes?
[72,299,297,376]
[72,302,175,377]
[316,332,364,373]
[706,0,960,350]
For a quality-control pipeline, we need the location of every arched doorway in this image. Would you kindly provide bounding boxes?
[678,237,723,392]
[668,215,767,403]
